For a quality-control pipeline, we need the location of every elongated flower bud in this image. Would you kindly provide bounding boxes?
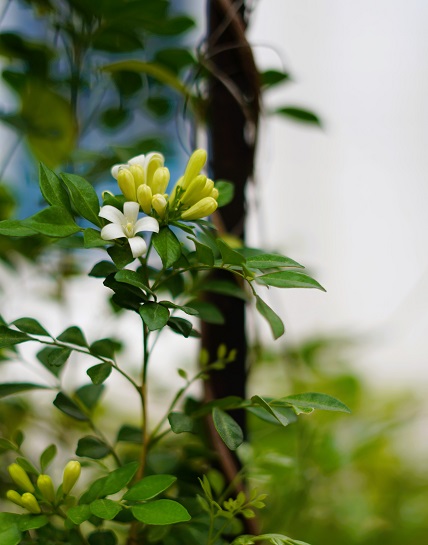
[199,178,215,200]
[8,463,35,493]
[180,175,207,205]
[181,149,207,190]
[128,164,145,189]
[151,194,167,219]
[168,176,184,206]
[117,168,137,202]
[146,155,164,189]
[210,187,219,200]
[150,167,170,195]
[180,197,218,220]
[62,461,81,495]
[6,490,26,508]
[21,493,41,514]
[137,184,153,215]
[37,474,55,503]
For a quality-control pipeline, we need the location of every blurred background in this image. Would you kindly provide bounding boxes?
[0,1,427,544]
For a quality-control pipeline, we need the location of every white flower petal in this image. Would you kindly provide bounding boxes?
[128,154,146,167]
[111,164,127,179]
[101,223,126,240]
[123,201,140,224]
[99,205,125,224]
[128,236,147,258]
[134,216,160,235]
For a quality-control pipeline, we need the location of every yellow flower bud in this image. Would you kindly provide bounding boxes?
[8,463,35,493]
[21,493,41,514]
[6,490,25,508]
[151,194,167,219]
[210,187,219,200]
[62,461,81,495]
[180,175,207,205]
[137,184,153,215]
[180,197,218,221]
[146,155,164,189]
[199,178,215,200]
[37,474,55,503]
[168,176,184,206]
[181,149,207,190]
[117,168,137,201]
[128,164,145,189]
[150,167,170,195]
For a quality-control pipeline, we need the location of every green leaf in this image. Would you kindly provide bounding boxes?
[101,462,139,496]
[154,48,195,74]
[90,338,121,359]
[84,228,108,248]
[189,237,214,266]
[167,317,195,338]
[151,15,195,36]
[255,296,284,340]
[89,261,117,278]
[67,504,92,525]
[277,393,351,414]
[0,523,21,545]
[53,392,88,421]
[0,326,31,348]
[88,530,117,545]
[159,301,198,316]
[107,243,134,268]
[168,412,195,434]
[274,106,321,126]
[39,163,71,210]
[0,220,36,237]
[116,425,141,444]
[115,269,154,296]
[37,346,71,376]
[79,476,109,504]
[75,384,104,411]
[246,253,303,270]
[23,206,80,237]
[16,514,48,531]
[57,326,87,347]
[201,279,248,300]
[123,474,176,502]
[185,300,224,325]
[87,363,112,385]
[131,499,191,525]
[217,239,246,266]
[257,271,325,291]
[139,302,170,331]
[16,456,38,474]
[11,318,50,337]
[153,227,182,268]
[251,396,291,427]
[212,408,244,450]
[61,173,101,227]
[0,383,49,398]
[215,180,234,207]
[90,499,122,520]
[40,444,57,472]
[0,438,19,453]
[76,436,110,459]
[260,69,291,88]
[146,96,171,118]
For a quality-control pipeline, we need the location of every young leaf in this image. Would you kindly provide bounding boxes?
[215,180,234,207]
[0,326,31,348]
[12,318,50,337]
[277,393,351,414]
[139,303,170,331]
[131,499,191,525]
[257,271,325,291]
[61,173,101,227]
[168,412,195,434]
[90,499,122,520]
[23,206,80,237]
[37,347,71,376]
[76,436,110,459]
[53,392,88,421]
[39,163,71,210]
[0,383,49,399]
[87,363,112,385]
[212,408,244,450]
[246,253,303,270]
[101,462,139,496]
[152,227,182,268]
[274,106,321,126]
[217,239,246,266]
[57,326,87,347]
[40,444,57,472]
[123,474,176,502]
[255,296,285,339]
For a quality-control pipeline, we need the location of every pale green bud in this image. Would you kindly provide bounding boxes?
[180,175,207,205]
[37,474,55,503]
[210,187,219,200]
[146,155,164,188]
[6,490,25,508]
[181,149,207,190]
[150,167,170,195]
[8,463,35,493]
[128,164,145,189]
[21,493,41,514]
[180,197,218,220]
[199,178,215,200]
[168,176,184,206]
[117,168,137,201]
[137,184,153,215]
[62,461,81,495]
[151,194,167,219]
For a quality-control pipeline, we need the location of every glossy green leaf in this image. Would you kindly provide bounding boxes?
[185,300,224,325]
[159,301,198,316]
[87,363,112,385]
[212,408,244,450]
[246,253,303,270]
[251,395,291,427]
[37,346,71,376]
[107,243,134,268]
[124,474,176,502]
[255,296,285,340]
[258,271,325,291]
[75,384,104,411]
[277,392,351,414]
[0,325,31,348]
[61,173,101,227]
[39,163,70,210]
[57,326,87,347]
[0,220,36,237]
[23,206,80,237]
[11,318,50,337]
[67,504,91,525]
[153,227,182,268]
[0,382,49,398]
[40,444,57,472]
[79,475,109,504]
[16,514,48,531]
[76,436,110,459]
[274,106,321,126]
[101,462,139,496]
[116,425,141,444]
[53,392,88,421]
[189,237,215,266]
[115,269,154,296]
[90,338,121,359]
[215,180,234,207]
[89,261,117,278]
[16,456,38,474]
[168,412,195,434]
[90,499,122,520]
[217,239,246,266]
[167,317,195,338]
[260,69,291,88]
[131,499,190,525]
[139,302,170,331]
[84,228,108,248]
[0,524,21,545]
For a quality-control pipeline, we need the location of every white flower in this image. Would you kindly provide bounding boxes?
[99,202,159,258]
[111,152,164,180]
